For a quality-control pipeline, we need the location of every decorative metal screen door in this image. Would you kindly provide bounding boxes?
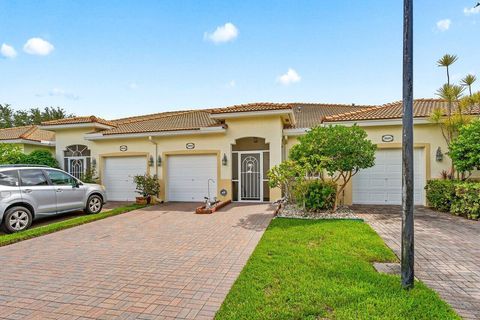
[68,157,86,179]
[239,153,262,201]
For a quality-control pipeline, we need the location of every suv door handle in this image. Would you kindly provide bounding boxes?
[23,189,32,194]
[56,188,63,193]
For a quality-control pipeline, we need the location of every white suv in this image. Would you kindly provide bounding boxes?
[0,165,107,233]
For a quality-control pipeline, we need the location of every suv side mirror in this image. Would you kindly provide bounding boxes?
[71,180,80,188]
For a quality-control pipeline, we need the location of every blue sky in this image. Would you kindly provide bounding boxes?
[1,0,479,119]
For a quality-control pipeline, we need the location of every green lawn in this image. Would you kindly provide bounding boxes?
[216,218,459,320]
[0,203,146,247]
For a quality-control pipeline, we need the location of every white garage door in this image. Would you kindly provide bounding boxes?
[352,148,425,205]
[167,155,217,202]
[103,156,147,201]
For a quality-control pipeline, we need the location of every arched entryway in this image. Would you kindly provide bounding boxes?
[231,137,270,202]
[63,145,91,179]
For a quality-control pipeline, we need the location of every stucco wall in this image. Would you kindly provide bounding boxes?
[53,116,284,202]
[286,122,452,205]
[23,144,55,154]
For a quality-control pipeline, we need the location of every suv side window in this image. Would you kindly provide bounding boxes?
[45,170,77,186]
[19,169,49,186]
[0,170,19,187]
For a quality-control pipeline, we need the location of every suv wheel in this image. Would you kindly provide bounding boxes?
[85,195,103,214]
[2,206,33,233]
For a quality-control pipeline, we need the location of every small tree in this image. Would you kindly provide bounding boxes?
[268,160,305,203]
[290,125,376,207]
[449,119,480,177]
[133,174,160,203]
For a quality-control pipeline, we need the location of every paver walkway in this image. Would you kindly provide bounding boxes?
[354,205,480,320]
[0,203,274,320]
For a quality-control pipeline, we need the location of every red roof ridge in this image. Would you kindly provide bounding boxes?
[19,126,38,139]
[325,105,387,121]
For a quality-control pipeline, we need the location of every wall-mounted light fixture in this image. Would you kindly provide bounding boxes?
[148,155,154,166]
[157,155,162,167]
[436,147,444,162]
[92,158,97,168]
[222,153,228,166]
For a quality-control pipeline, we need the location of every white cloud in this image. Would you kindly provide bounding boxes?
[23,37,54,55]
[204,22,238,44]
[48,88,79,100]
[464,6,480,16]
[436,19,451,31]
[225,80,236,88]
[277,68,301,86]
[129,82,139,90]
[1,43,17,58]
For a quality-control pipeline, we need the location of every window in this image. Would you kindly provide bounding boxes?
[0,170,19,187]
[19,170,49,187]
[45,170,76,186]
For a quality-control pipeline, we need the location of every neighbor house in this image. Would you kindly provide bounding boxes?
[0,125,56,153]
[39,99,479,205]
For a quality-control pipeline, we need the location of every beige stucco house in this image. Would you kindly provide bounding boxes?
[39,99,479,205]
[0,125,55,153]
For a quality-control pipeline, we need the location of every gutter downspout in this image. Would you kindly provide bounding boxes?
[148,136,158,177]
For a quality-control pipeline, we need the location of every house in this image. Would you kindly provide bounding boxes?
[40,99,479,205]
[0,125,56,153]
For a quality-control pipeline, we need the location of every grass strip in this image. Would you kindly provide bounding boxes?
[216,218,459,320]
[0,204,146,247]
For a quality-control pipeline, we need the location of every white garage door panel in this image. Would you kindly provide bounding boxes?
[167,155,217,202]
[104,157,147,201]
[352,148,425,205]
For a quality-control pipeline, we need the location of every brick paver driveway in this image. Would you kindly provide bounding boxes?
[354,205,480,320]
[0,203,274,320]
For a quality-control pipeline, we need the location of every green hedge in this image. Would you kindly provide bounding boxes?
[425,179,480,220]
[294,180,336,211]
[451,183,480,220]
[425,180,459,212]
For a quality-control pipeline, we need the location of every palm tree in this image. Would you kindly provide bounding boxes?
[437,54,458,86]
[460,74,477,97]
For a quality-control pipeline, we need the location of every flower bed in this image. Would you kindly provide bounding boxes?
[276,203,360,220]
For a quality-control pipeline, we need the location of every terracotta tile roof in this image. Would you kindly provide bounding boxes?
[0,125,55,142]
[324,99,480,122]
[41,116,116,127]
[288,103,376,128]
[210,102,293,114]
[101,110,223,135]
[112,110,195,125]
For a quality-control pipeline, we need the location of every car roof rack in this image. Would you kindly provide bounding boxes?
[0,164,50,168]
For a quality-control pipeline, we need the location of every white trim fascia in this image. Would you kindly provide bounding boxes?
[323,118,431,127]
[39,123,114,130]
[0,139,55,146]
[84,127,226,140]
[210,109,294,119]
[282,128,310,136]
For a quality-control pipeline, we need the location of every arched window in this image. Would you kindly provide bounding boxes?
[63,145,91,179]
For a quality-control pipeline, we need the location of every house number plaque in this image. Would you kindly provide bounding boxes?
[381,135,394,143]
[119,145,128,152]
[186,143,195,149]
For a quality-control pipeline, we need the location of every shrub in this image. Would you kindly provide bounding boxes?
[451,182,480,220]
[23,150,59,168]
[294,180,336,211]
[425,180,459,212]
[133,174,160,198]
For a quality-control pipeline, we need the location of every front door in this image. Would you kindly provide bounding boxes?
[239,152,262,201]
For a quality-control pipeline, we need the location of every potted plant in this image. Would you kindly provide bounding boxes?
[133,174,160,204]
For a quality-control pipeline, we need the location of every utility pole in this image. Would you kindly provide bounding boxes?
[402,0,415,289]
